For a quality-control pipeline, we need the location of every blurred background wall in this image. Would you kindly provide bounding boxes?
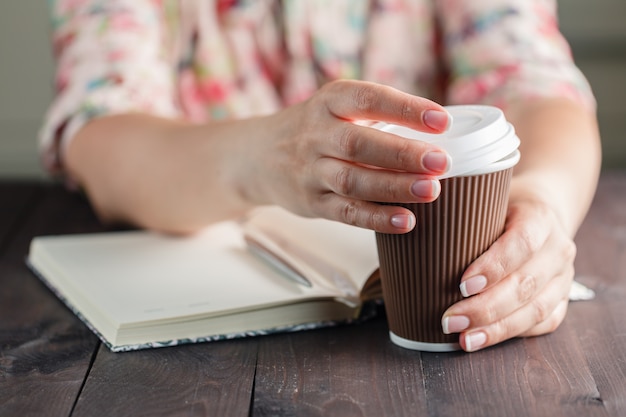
[1,1,625,179]
[0,2,53,178]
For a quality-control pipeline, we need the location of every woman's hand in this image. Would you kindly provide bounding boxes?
[247,79,452,234]
[441,183,577,351]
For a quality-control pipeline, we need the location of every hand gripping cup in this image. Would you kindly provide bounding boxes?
[375,105,521,351]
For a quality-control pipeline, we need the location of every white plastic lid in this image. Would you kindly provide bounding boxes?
[376,105,521,178]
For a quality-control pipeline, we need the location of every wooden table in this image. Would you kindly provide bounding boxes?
[1,171,625,417]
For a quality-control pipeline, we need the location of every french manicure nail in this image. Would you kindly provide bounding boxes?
[422,151,451,173]
[460,275,488,297]
[411,179,440,199]
[423,109,452,132]
[390,213,415,230]
[442,315,470,334]
[465,331,487,352]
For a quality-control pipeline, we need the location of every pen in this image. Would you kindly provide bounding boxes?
[244,235,313,288]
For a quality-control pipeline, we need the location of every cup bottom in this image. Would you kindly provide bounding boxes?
[389,331,461,352]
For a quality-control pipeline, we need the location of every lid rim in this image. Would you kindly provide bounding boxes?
[375,105,520,178]
[445,150,521,178]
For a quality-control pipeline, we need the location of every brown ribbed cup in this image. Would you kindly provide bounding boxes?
[376,167,513,351]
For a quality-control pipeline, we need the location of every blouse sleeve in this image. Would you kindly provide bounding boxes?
[436,0,596,111]
[39,0,181,178]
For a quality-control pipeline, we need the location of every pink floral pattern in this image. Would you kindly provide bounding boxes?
[41,0,595,177]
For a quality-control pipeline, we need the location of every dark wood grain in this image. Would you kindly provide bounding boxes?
[420,326,609,417]
[0,181,41,257]
[1,171,626,417]
[72,341,257,417]
[567,171,626,416]
[0,262,98,417]
[253,317,430,417]
[0,184,102,417]
[252,317,611,417]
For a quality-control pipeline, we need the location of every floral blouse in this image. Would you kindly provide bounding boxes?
[41,0,595,177]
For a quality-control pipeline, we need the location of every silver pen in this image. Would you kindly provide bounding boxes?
[244,235,312,288]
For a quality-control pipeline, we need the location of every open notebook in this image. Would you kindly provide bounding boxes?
[26,206,382,352]
[26,206,593,352]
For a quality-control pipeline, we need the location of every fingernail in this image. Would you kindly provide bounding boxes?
[442,315,470,334]
[422,151,451,173]
[411,179,440,199]
[465,331,487,352]
[423,109,452,132]
[390,213,415,230]
[460,275,488,297]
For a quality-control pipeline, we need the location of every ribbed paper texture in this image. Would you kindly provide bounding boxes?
[376,168,513,345]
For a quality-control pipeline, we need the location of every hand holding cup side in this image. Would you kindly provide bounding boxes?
[253,79,452,234]
[441,189,576,352]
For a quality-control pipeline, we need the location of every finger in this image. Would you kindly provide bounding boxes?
[314,157,441,204]
[317,122,451,175]
[461,298,569,352]
[443,235,575,330]
[320,80,451,133]
[458,204,554,297]
[458,279,570,352]
[312,193,418,234]
[519,298,569,337]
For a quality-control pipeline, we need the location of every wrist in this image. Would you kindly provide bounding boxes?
[509,174,575,236]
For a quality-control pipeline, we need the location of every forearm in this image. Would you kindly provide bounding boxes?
[65,113,273,234]
[505,97,602,236]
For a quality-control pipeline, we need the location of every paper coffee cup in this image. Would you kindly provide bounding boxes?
[375,105,520,351]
